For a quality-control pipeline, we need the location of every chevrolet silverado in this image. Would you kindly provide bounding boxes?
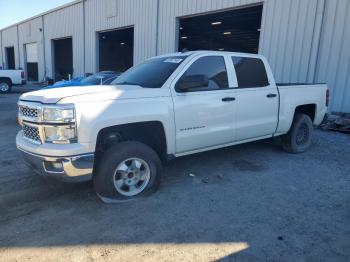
[16,51,329,202]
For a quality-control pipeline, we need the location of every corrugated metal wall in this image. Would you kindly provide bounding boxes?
[43,2,84,78]
[157,0,320,83]
[259,0,323,84]
[1,26,19,69]
[18,17,45,81]
[314,0,350,112]
[84,0,158,73]
[0,0,349,112]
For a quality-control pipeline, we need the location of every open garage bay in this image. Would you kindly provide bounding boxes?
[178,5,263,53]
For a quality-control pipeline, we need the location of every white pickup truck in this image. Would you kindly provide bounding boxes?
[0,69,26,93]
[16,51,329,202]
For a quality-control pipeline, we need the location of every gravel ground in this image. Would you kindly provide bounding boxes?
[0,87,349,261]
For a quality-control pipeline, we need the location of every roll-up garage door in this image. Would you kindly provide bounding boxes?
[178,5,263,54]
[98,27,134,72]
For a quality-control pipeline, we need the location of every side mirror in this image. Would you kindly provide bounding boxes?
[177,74,209,92]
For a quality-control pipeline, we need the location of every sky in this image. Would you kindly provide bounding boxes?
[0,0,74,30]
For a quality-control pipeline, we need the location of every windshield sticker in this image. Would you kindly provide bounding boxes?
[164,58,183,64]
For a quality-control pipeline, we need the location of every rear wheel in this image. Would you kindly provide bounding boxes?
[93,141,162,203]
[282,114,313,153]
[0,79,12,93]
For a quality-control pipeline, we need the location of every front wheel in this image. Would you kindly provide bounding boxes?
[282,114,314,153]
[93,141,162,203]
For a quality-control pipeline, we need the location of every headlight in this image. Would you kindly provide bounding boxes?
[43,106,75,123]
[44,125,77,144]
[42,105,77,143]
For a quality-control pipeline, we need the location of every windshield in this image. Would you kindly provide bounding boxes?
[112,56,188,88]
[103,76,118,85]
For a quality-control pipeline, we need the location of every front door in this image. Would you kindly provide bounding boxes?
[171,55,236,154]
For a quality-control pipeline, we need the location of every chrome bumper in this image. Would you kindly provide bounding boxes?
[18,147,94,182]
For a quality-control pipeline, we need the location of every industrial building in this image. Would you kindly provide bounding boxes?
[0,0,349,112]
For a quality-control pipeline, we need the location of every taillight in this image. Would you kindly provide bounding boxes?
[326,89,330,107]
[21,71,24,79]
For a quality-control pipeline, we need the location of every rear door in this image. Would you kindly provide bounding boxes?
[171,55,237,154]
[230,56,279,141]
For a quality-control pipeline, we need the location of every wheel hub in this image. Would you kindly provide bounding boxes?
[113,158,151,197]
[125,171,140,185]
[0,83,9,92]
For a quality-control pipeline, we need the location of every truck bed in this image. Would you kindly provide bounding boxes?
[275,83,328,135]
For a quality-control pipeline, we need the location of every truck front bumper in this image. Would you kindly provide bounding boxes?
[17,147,94,183]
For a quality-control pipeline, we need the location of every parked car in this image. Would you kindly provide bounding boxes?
[102,75,120,85]
[43,71,121,89]
[0,69,26,93]
[16,51,329,203]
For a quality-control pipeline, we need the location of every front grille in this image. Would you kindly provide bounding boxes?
[23,125,41,144]
[20,106,39,119]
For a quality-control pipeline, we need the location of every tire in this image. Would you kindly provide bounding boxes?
[0,79,12,93]
[93,141,162,203]
[282,114,314,153]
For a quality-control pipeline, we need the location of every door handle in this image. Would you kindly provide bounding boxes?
[222,97,236,102]
[267,93,277,98]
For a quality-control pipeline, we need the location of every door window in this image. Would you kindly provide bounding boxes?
[177,56,229,92]
[232,57,269,88]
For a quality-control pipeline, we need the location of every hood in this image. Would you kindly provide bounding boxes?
[19,85,169,104]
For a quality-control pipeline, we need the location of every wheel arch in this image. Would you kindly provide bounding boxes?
[294,104,316,123]
[94,121,168,170]
[0,77,12,85]
[277,103,318,135]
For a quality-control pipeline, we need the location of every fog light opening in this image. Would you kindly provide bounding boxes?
[43,161,64,173]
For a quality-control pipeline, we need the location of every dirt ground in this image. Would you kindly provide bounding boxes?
[0,87,349,261]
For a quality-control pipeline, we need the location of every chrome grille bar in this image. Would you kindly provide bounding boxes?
[18,101,42,123]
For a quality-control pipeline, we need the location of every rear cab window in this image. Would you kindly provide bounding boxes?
[231,56,269,88]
